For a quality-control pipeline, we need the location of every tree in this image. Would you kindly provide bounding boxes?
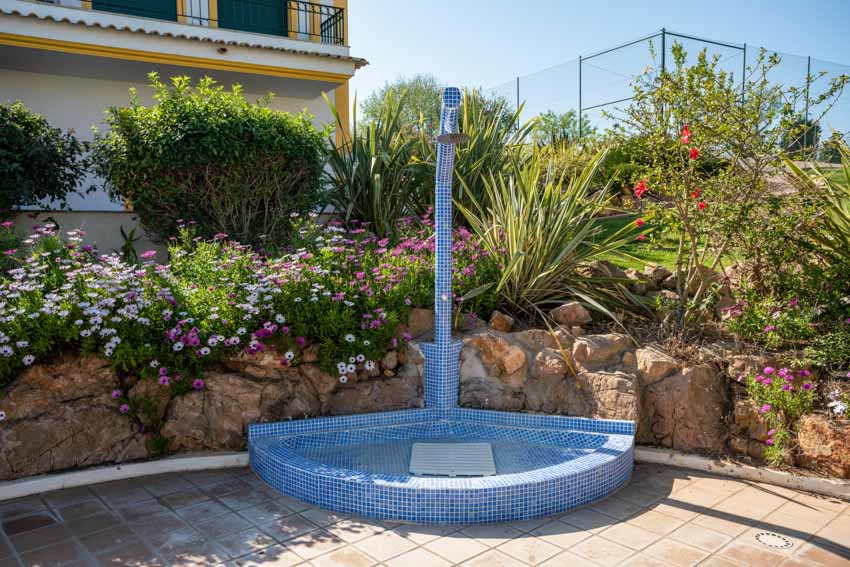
[781,116,821,158]
[531,110,594,145]
[360,74,513,136]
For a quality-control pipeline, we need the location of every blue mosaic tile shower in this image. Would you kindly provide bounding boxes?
[248,88,636,524]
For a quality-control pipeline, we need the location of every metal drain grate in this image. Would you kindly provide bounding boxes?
[410,442,496,477]
[754,531,793,549]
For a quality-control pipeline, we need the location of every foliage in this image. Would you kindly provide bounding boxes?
[361,74,514,137]
[413,89,535,221]
[608,42,847,328]
[744,364,816,465]
[531,110,594,146]
[803,328,850,374]
[0,216,496,396]
[323,90,424,238]
[780,116,821,158]
[456,149,644,321]
[92,73,326,249]
[724,290,818,349]
[0,102,89,214]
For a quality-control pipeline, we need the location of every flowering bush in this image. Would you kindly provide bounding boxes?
[744,365,816,465]
[0,216,497,412]
[724,290,819,349]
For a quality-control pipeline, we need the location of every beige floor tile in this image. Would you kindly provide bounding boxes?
[717,540,788,567]
[626,509,685,535]
[642,538,709,566]
[697,557,744,567]
[391,523,456,545]
[560,508,617,533]
[324,518,386,544]
[231,544,304,567]
[509,516,555,533]
[385,547,452,567]
[599,521,661,550]
[19,540,88,567]
[309,546,375,567]
[262,514,321,543]
[237,501,298,526]
[668,522,732,552]
[195,512,253,538]
[539,550,608,566]
[792,494,848,515]
[355,529,418,562]
[791,541,850,567]
[616,486,667,508]
[215,527,277,559]
[649,500,700,522]
[78,525,138,553]
[619,552,677,566]
[667,486,729,509]
[590,496,645,520]
[570,535,635,566]
[164,542,229,565]
[462,523,525,546]
[529,519,592,549]
[497,535,561,564]
[284,529,347,561]
[424,532,489,564]
[299,508,350,528]
[94,542,165,566]
[691,513,751,537]
[461,549,527,567]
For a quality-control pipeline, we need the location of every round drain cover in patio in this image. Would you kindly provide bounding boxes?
[754,531,793,549]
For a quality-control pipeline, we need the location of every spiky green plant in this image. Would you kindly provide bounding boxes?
[456,149,646,322]
[322,90,423,237]
[784,141,850,264]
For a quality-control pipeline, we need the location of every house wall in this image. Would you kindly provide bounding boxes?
[1,67,337,253]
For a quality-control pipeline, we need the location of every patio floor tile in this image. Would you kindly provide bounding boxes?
[461,522,525,546]
[423,534,489,564]
[668,522,732,552]
[354,529,418,562]
[309,545,376,567]
[385,547,451,567]
[230,543,304,566]
[94,542,164,566]
[599,521,662,550]
[19,539,88,567]
[460,548,526,566]
[570,534,636,566]
[642,537,710,566]
[497,534,562,564]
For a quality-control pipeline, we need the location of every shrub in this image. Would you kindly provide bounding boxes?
[0,102,89,213]
[724,290,818,349]
[0,216,495,396]
[743,364,816,465]
[93,74,325,249]
[456,149,643,321]
[323,90,423,238]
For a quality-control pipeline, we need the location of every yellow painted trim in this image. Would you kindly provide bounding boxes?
[332,0,349,145]
[81,1,92,9]
[310,6,320,43]
[208,0,218,28]
[0,32,350,83]
[334,0,348,47]
[176,0,187,24]
[287,2,298,40]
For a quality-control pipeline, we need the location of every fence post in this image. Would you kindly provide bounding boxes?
[661,28,666,73]
[804,55,811,155]
[578,56,582,139]
[741,43,746,104]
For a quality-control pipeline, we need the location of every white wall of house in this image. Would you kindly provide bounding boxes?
[2,67,337,254]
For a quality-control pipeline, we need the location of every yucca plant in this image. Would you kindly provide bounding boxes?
[411,89,535,219]
[456,149,645,322]
[322,91,423,237]
[784,142,850,265]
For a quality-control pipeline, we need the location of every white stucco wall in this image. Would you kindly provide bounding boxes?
[2,67,336,252]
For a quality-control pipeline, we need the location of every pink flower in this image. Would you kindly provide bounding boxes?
[141,250,157,259]
[192,378,205,390]
[1,221,13,228]
[158,376,170,386]
[763,325,775,332]
[111,389,121,399]
[763,378,773,386]
[765,438,774,446]
[759,404,772,414]
[213,233,228,240]
[295,336,306,347]
[802,383,813,390]
[763,367,775,375]
[633,179,649,199]
[767,429,776,436]
[635,218,646,228]
[782,384,792,391]
[689,147,700,160]
[119,404,130,414]
[3,249,16,255]
[636,234,646,241]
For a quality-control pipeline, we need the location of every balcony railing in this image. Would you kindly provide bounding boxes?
[88,0,345,45]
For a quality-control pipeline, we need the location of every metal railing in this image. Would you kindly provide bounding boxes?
[89,0,345,45]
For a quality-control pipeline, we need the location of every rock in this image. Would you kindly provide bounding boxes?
[407,308,434,338]
[458,347,525,411]
[571,326,585,337]
[488,311,515,333]
[687,265,723,296]
[572,334,630,370]
[646,290,680,302]
[641,365,728,452]
[727,355,775,382]
[531,348,569,380]
[731,399,770,442]
[573,371,641,422]
[381,351,398,371]
[302,345,319,363]
[550,302,592,327]
[644,265,672,285]
[161,372,295,451]
[128,379,172,429]
[625,268,653,294]
[220,349,284,380]
[513,329,573,351]
[797,415,850,478]
[635,346,678,386]
[466,333,528,387]
[580,260,627,280]
[0,354,149,481]
[325,375,422,415]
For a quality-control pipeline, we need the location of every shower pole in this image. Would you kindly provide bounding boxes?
[421,87,465,410]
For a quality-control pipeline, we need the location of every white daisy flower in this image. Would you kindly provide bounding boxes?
[364,360,376,371]
[356,354,365,363]
[338,375,348,384]
[284,351,295,360]
[346,363,356,374]
[22,355,35,366]
[344,334,355,343]
[173,342,184,352]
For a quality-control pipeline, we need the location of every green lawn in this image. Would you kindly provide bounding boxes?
[598,215,680,271]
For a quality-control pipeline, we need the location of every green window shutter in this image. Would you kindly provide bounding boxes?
[92,0,178,21]
[217,0,286,37]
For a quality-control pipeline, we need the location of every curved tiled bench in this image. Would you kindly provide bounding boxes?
[249,408,634,525]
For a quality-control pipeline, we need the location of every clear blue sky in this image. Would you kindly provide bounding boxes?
[348,0,850,108]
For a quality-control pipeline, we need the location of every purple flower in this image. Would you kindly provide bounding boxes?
[141,250,157,259]
[159,367,168,376]
[111,389,121,399]
[158,376,170,386]
[763,367,775,375]
[788,297,799,308]
[782,384,793,391]
[192,378,205,390]
[802,383,813,390]
[763,325,775,333]
[763,378,773,386]
[119,404,130,414]
[295,336,306,347]
[767,428,776,436]
[765,438,775,446]
[759,404,772,414]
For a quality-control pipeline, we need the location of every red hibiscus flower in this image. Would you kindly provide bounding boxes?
[697,201,707,211]
[690,187,701,199]
[689,147,700,160]
[635,218,646,228]
[636,234,646,241]
[681,124,691,144]
[633,179,648,199]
